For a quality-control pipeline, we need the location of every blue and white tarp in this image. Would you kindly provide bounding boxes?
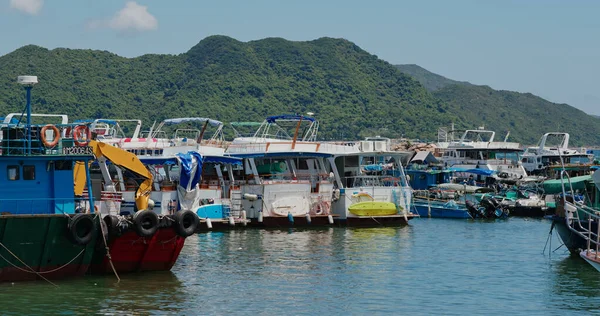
[176,151,204,211]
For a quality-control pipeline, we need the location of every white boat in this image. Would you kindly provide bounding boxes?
[320,136,417,225]
[86,117,248,228]
[521,132,594,175]
[225,115,340,226]
[436,127,527,181]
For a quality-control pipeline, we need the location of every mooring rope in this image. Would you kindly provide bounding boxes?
[0,242,58,287]
[99,214,120,283]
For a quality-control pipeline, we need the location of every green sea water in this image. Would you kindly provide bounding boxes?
[1,218,599,315]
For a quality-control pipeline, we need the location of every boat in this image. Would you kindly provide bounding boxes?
[72,136,200,274]
[85,117,249,230]
[546,162,600,258]
[411,197,472,219]
[322,136,418,226]
[436,126,527,181]
[521,133,594,176]
[0,76,99,282]
[226,115,338,227]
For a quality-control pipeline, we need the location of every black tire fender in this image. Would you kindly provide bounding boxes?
[133,210,159,237]
[103,215,121,238]
[69,213,96,245]
[173,210,199,238]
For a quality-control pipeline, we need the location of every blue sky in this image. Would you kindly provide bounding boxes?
[1,0,599,115]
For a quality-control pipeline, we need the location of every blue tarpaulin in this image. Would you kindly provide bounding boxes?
[447,167,496,176]
[177,151,203,190]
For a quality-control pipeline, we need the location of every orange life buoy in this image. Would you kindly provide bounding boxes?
[64,126,72,138]
[40,124,60,148]
[73,125,91,147]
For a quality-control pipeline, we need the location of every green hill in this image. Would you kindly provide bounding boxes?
[395,64,600,145]
[0,36,455,141]
[0,36,598,145]
[395,64,471,91]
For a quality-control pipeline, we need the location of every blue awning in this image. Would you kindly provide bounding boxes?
[448,167,496,176]
[163,117,222,127]
[203,155,242,165]
[266,115,315,123]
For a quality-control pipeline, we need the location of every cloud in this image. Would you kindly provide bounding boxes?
[10,0,43,15]
[88,2,158,33]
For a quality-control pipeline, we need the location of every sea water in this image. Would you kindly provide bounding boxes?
[1,218,600,315]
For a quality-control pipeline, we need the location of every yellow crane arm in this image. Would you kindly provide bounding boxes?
[74,140,153,211]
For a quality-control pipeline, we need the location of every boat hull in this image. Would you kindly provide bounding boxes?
[548,215,591,254]
[0,214,98,282]
[580,250,600,272]
[412,203,472,219]
[90,227,185,274]
[248,215,336,228]
[337,214,417,227]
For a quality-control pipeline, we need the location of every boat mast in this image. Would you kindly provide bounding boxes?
[17,76,38,155]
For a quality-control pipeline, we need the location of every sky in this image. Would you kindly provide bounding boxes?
[1,0,599,115]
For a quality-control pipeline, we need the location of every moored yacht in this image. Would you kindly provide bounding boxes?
[521,132,594,175]
[436,127,527,180]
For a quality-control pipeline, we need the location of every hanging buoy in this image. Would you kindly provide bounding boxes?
[228,216,235,226]
[241,210,247,226]
[206,218,213,229]
[305,213,312,224]
[288,212,294,224]
[258,211,263,223]
[328,214,334,224]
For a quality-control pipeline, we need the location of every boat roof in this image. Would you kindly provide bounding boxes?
[266,115,315,123]
[229,151,332,159]
[162,117,223,127]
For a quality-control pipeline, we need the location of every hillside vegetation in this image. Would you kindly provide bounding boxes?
[396,64,600,145]
[0,36,598,145]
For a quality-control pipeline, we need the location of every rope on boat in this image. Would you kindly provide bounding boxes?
[0,242,58,287]
[99,213,120,283]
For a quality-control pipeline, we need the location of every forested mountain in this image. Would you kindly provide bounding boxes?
[395,65,600,145]
[0,35,598,145]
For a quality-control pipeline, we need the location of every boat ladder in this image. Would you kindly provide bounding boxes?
[229,190,243,218]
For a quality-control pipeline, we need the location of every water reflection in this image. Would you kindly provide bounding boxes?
[0,271,185,315]
[548,256,600,313]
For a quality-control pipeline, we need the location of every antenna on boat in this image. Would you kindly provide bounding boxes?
[17,75,38,155]
[504,130,510,142]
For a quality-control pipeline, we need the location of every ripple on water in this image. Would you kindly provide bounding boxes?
[1,218,600,315]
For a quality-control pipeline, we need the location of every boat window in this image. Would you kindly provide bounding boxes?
[23,165,35,180]
[7,165,19,180]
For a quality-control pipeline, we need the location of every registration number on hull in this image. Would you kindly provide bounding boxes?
[63,146,93,155]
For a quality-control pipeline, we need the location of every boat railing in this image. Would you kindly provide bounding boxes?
[1,123,94,156]
[346,175,406,187]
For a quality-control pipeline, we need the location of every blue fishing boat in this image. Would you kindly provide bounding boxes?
[0,76,99,282]
[412,198,472,219]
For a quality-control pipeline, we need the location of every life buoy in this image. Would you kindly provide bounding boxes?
[73,125,91,147]
[133,210,159,237]
[40,124,60,148]
[68,213,96,245]
[172,210,199,237]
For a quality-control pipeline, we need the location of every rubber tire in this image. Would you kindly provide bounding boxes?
[69,214,96,245]
[103,215,121,239]
[173,210,199,238]
[133,210,159,237]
